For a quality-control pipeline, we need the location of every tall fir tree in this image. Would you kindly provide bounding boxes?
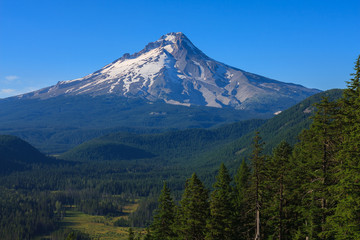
[285,148,310,240]
[330,55,360,239]
[235,159,251,204]
[292,97,341,239]
[265,141,293,240]
[177,173,210,240]
[151,182,176,240]
[249,131,266,240]
[206,163,234,240]
[234,159,252,240]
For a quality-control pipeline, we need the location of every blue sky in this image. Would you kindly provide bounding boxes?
[0,0,359,98]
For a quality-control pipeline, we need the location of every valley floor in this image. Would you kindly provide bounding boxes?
[36,202,143,240]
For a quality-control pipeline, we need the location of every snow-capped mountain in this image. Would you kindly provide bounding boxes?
[19,32,320,112]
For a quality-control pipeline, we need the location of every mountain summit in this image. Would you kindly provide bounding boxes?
[19,32,320,112]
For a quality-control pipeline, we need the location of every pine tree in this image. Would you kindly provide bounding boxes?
[292,97,341,239]
[234,159,252,239]
[330,55,360,239]
[249,131,265,240]
[151,182,176,240]
[206,163,234,240]
[265,141,292,240]
[178,173,209,240]
[235,159,251,200]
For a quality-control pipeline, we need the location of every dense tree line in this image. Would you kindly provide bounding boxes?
[148,55,360,239]
[0,187,57,240]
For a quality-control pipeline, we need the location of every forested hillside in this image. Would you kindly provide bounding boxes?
[0,95,267,154]
[60,89,343,174]
[0,135,59,174]
[195,88,343,172]
[60,119,266,163]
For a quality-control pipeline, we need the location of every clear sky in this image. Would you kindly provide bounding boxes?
[0,0,359,98]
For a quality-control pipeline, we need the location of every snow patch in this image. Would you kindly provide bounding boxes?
[163,44,174,53]
[65,88,75,93]
[225,71,234,79]
[164,99,191,107]
[164,34,176,43]
[61,78,82,84]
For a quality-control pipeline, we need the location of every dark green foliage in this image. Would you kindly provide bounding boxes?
[258,89,342,152]
[0,95,268,154]
[129,198,158,227]
[290,97,342,239]
[234,160,252,239]
[75,190,125,216]
[206,163,234,240]
[329,55,360,239]
[265,141,293,240]
[177,173,209,240]
[249,132,266,240]
[113,218,130,227]
[50,228,91,240]
[61,118,265,164]
[0,187,57,240]
[0,135,63,174]
[193,89,343,174]
[65,230,91,240]
[0,135,46,162]
[234,159,251,203]
[151,182,176,239]
[61,141,156,161]
[281,55,360,240]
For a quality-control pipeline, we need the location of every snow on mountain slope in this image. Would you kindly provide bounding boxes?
[18,32,320,113]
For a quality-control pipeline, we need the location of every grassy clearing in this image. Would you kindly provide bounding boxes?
[62,200,144,240]
[123,201,139,214]
[37,201,144,240]
[62,210,130,239]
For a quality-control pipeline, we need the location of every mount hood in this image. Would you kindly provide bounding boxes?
[18,32,320,113]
